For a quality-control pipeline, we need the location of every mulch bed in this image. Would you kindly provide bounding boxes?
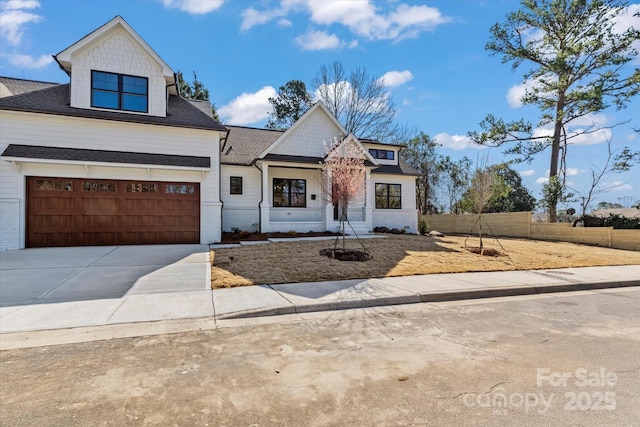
[464,247,505,257]
[221,231,342,244]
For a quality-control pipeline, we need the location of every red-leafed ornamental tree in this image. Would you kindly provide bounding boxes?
[320,137,371,260]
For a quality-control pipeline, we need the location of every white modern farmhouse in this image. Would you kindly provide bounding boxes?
[0,16,418,251]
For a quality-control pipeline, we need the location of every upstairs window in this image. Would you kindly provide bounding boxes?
[369,149,395,160]
[92,71,148,113]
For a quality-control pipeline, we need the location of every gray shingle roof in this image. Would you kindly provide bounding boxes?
[371,157,421,176]
[0,77,59,97]
[1,144,210,168]
[0,81,227,132]
[222,125,284,165]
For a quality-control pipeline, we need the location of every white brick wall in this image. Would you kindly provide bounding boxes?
[70,27,166,117]
[0,199,20,251]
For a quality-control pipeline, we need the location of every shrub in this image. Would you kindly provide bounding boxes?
[238,230,251,239]
[374,226,390,233]
[286,230,297,236]
[581,213,640,229]
[390,228,402,234]
[419,220,428,235]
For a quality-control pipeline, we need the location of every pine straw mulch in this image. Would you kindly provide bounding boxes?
[210,234,640,289]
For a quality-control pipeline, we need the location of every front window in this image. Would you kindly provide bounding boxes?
[273,178,306,207]
[92,71,148,113]
[230,176,243,195]
[375,183,401,209]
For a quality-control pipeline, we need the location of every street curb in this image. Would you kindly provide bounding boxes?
[215,280,640,320]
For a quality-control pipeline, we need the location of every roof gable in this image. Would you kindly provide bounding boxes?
[326,134,378,165]
[54,16,175,88]
[258,102,348,159]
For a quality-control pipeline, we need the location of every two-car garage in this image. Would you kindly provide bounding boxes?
[26,176,200,248]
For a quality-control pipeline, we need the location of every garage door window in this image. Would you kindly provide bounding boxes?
[35,179,72,191]
[127,182,158,193]
[83,181,116,192]
[166,184,195,194]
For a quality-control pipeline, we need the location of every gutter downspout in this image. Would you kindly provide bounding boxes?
[218,129,230,238]
[253,160,264,233]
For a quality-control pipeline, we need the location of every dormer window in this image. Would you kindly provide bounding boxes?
[369,149,394,160]
[91,70,148,113]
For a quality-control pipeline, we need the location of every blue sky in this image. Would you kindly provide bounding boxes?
[1,0,638,210]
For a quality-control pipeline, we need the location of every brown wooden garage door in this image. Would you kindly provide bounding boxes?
[27,177,200,247]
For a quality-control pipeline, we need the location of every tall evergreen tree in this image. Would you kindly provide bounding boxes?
[469,0,640,222]
[266,80,312,130]
[176,70,220,121]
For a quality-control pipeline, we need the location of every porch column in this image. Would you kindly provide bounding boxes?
[365,168,373,230]
[260,163,270,232]
[323,168,334,231]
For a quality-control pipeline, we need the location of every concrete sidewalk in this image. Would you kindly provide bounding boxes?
[1,263,638,336]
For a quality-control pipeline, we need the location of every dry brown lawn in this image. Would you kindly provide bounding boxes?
[210,234,640,289]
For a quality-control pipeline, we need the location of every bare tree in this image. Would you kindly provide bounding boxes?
[463,161,509,250]
[312,61,398,142]
[320,137,367,253]
[569,136,632,217]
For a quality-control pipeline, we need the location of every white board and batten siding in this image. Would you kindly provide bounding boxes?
[0,110,222,250]
[221,165,261,232]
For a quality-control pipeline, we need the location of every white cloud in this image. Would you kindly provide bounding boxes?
[567,127,612,146]
[612,4,640,64]
[241,6,288,31]
[602,180,633,192]
[565,167,580,176]
[161,0,223,15]
[6,52,51,68]
[519,169,536,177]
[240,1,449,42]
[536,176,549,185]
[506,77,555,109]
[378,70,413,87]
[0,0,41,46]
[277,18,292,27]
[433,132,485,150]
[314,79,390,115]
[528,113,613,146]
[402,98,411,106]
[219,86,276,125]
[295,30,341,51]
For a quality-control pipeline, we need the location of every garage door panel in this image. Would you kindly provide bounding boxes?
[27,177,200,247]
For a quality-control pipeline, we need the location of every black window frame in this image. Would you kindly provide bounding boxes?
[273,178,306,208]
[91,70,148,113]
[369,149,395,160]
[229,176,243,195]
[375,183,402,209]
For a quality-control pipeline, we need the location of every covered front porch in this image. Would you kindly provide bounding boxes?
[257,158,373,235]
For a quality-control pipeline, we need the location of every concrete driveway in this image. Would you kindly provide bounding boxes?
[0,245,212,332]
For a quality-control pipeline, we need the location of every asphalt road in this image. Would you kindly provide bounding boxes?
[1,288,639,426]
